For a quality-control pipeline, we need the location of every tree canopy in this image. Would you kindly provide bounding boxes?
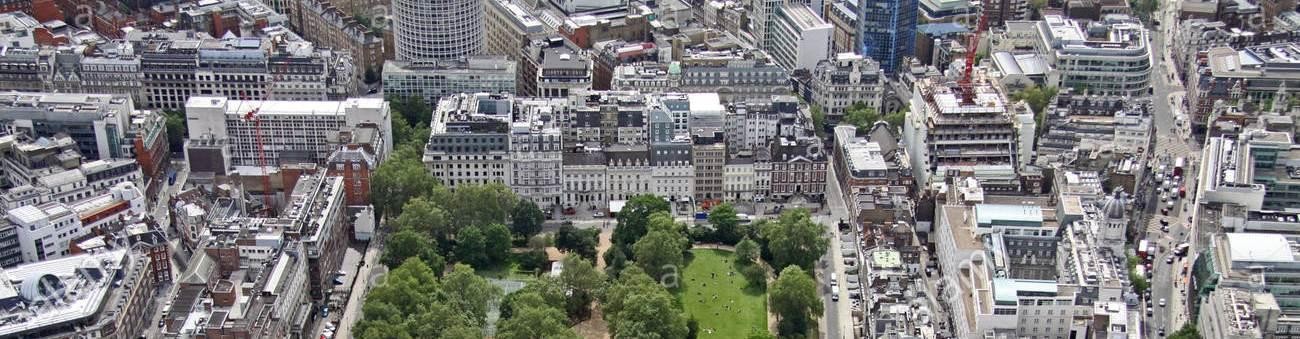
[353,259,502,339]
[1167,324,1202,339]
[510,200,546,239]
[370,150,440,221]
[770,266,822,337]
[708,203,741,245]
[381,230,445,272]
[602,266,689,339]
[760,209,829,272]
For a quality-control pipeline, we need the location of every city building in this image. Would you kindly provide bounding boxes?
[1199,130,1300,211]
[853,0,917,74]
[0,249,158,338]
[163,241,311,338]
[6,181,145,263]
[0,92,135,160]
[1197,287,1278,339]
[484,0,553,61]
[591,40,658,90]
[1188,42,1300,134]
[184,96,392,170]
[611,52,791,103]
[650,138,694,202]
[562,149,607,209]
[903,76,1023,191]
[392,0,483,61]
[998,15,1151,97]
[826,0,860,54]
[768,4,832,72]
[770,136,827,202]
[984,0,1031,27]
[177,0,287,38]
[424,93,512,188]
[557,10,652,49]
[382,57,518,104]
[1036,93,1152,165]
[606,144,651,202]
[510,98,565,210]
[521,38,593,98]
[290,0,386,82]
[807,53,885,120]
[833,125,915,218]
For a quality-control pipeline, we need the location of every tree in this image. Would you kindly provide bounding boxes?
[381,230,446,271]
[364,67,379,84]
[387,95,432,128]
[556,223,599,261]
[613,195,672,249]
[510,200,546,239]
[496,295,580,339]
[708,203,741,245]
[1011,86,1059,136]
[558,256,605,319]
[483,223,513,265]
[441,264,504,326]
[371,152,440,221]
[810,105,827,138]
[882,110,907,131]
[633,226,688,282]
[842,103,880,130]
[1127,255,1150,294]
[770,266,822,337]
[353,258,484,339]
[393,197,452,246]
[163,109,187,151]
[1167,324,1202,339]
[454,226,488,267]
[432,183,518,230]
[735,237,759,264]
[760,209,829,272]
[1028,0,1047,18]
[602,266,689,339]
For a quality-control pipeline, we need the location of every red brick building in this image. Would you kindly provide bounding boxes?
[326,145,375,206]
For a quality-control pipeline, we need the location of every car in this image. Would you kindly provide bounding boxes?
[1161,207,1170,215]
[1166,255,1174,264]
[831,286,840,302]
[1161,225,1170,233]
[593,211,606,218]
[159,319,165,328]
[1159,327,1166,336]
[830,273,838,286]
[1159,298,1167,307]
[1159,218,1169,226]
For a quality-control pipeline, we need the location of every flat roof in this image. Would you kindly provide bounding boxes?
[974,204,1044,227]
[992,278,1058,303]
[1227,232,1297,263]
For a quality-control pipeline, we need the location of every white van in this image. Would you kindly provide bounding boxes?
[831,286,840,302]
[830,273,838,286]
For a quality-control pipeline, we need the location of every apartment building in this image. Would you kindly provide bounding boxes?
[807,53,885,119]
[768,4,832,72]
[521,38,593,98]
[424,93,512,188]
[511,98,565,210]
[610,49,790,103]
[606,144,652,201]
[291,0,385,81]
[382,57,518,104]
[562,150,607,208]
[650,138,694,202]
[184,96,392,169]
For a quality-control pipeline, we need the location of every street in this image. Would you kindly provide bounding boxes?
[816,159,856,339]
[1140,3,1201,336]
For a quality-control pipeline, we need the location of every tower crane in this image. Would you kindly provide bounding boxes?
[961,5,990,104]
[239,91,275,216]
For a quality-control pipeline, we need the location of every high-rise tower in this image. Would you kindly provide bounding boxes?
[392,0,484,61]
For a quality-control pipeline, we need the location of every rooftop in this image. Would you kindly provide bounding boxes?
[1226,232,1298,263]
[974,204,1045,228]
[0,249,130,336]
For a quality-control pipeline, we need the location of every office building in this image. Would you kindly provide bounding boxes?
[485,0,553,61]
[0,249,158,338]
[606,144,652,201]
[510,98,565,210]
[854,0,917,74]
[691,133,726,201]
[392,0,483,61]
[1188,42,1300,133]
[562,150,607,208]
[0,92,134,160]
[184,97,392,169]
[1197,287,1278,339]
[770,136,827,202]
[521,38,593,98]
[424,93,512,188]
[1000,15,1151,97]
[808,53,885,119]
[291,0,386,81]
[650,138,694,202]
[768,4,832,72]
[6,181,145,263]
[382,57,518,104]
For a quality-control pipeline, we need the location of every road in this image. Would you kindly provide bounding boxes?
[1140,3,1201,336]
[816,159,856,339]
[142,162,189,338]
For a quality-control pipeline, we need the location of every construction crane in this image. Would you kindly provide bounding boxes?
[961,6,990,104]
[240,91,275,217]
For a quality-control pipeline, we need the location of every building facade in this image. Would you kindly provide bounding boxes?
[392,0,483,61]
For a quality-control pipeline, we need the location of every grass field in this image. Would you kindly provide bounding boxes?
[677,249,768,337]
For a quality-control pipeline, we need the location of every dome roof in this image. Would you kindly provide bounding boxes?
[1102,195,1125,220]
[20,274,64,303]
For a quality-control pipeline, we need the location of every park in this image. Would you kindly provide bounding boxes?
[677,248,769,337]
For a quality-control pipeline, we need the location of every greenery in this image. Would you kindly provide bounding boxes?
[392,197,451,248]
[556,222,600,261]
[677,249,769,337]
[734,237,766,287]
[1127,255,1150,294]
[770,266,822,337]
[602,266,690,339]
[1167,324,1202,339]
[381,230,445,272]
[607,195,671,276]
[1131,0,1160,19]
[387,95,433,130]
[1028,0,1047,19]
[708,203,742,245]
[842,103,880,131]
[370,148,440,221]
[430,183,518,230]
[1010,86,1059,136]
[510,200,546,239]
[760,209,829,272]
[633,212,690,281]
[810,105,827,138]
[163,109,187,151]
[353,259,502,339]
[495,290,580,339]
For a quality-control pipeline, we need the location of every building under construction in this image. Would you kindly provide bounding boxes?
[903,76,1033,192]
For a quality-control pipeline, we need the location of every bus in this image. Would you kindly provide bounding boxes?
[1174,157,1186,177]
[1138,239,1151,259]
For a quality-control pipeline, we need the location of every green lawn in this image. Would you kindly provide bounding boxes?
[677,249,768,337]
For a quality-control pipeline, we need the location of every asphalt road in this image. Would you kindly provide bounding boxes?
[1141,5,1201,336]
[816,160,856,339]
